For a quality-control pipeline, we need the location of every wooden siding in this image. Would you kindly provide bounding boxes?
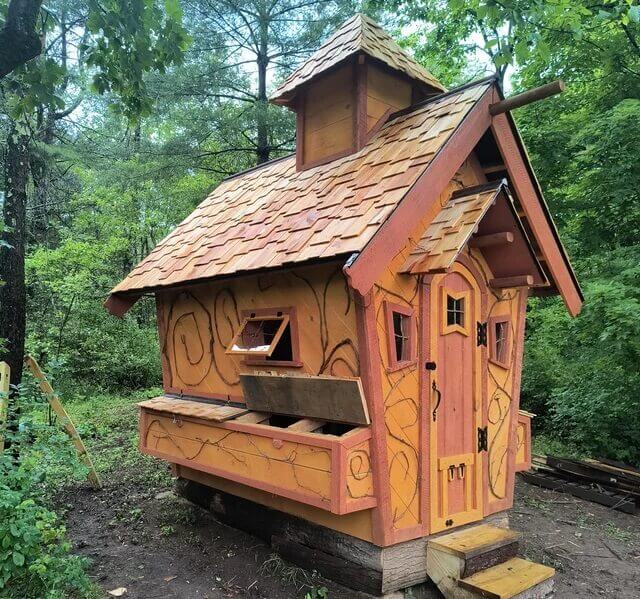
[370,159,482,543]
[366,64,412,131]
[156,262,359,401]
[302,65,355,166]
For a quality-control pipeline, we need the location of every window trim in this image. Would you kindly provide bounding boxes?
[240,307,303,368]
[441,288,470,336]
[383,301,416,372]
[488,315,511,369]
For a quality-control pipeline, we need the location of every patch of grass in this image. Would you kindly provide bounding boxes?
[601,522,634,543]
[159,524,175,536]
[29,387,172,493]
[532,434,584,459]
[260,553,313,588]
[521,495,552,514]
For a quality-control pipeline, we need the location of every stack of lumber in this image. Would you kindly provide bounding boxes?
[520,455,640,515]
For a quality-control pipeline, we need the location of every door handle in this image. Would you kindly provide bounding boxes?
[432,380,442,421]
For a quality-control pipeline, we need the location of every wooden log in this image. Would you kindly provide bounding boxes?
[489,275,534,289]
[24,356,101,489]
[0,362,9,451]
[469,231,514,248]
[489,80,565,115]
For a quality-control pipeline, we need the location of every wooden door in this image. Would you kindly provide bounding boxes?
[428,263,483,533]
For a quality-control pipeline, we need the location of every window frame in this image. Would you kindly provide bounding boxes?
[488,315,511,369]
[441,288,470,336]
[383,301,416,372]
[239,306,303,368]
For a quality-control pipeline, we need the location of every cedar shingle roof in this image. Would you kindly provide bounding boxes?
[401,182,504,273]
[111,81,492,295]
[270,14,445,105]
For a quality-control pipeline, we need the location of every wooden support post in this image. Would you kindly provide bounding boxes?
[469,232,514,248]
[489,81,565,115]
[0,362,9,452]
[24,356,101,489]
[489,275,534,289]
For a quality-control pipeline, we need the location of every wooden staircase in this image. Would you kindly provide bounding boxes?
[426,524,554,599]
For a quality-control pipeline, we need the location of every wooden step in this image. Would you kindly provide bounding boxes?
[458,557,555,599]
[429,524,520,577]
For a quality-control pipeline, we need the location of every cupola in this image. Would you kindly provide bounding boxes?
[270,14,445,170]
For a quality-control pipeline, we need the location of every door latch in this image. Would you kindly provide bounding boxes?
[477,426,488,452]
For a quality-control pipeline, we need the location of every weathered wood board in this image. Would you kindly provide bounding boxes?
[138,397,248,422]
[240,373,370,425]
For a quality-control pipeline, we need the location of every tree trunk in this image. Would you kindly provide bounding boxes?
[255,15,270,164]
[0,0,43,79]
[0,125,30,387]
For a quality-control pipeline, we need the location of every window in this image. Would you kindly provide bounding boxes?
[489,316,511,368]
[441,289,470,335]
[226,314,290,356]
[384,301,416,371]
[447,295,465,327]
[228,307,302,367]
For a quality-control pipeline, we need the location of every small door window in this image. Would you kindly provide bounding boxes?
[384,301,416,371]
[442,289,470,335]
[447,295,465,327]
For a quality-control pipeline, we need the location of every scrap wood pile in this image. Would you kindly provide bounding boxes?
[520,455,640,515]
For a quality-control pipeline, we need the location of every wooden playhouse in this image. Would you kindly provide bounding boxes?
[106,15,582,597]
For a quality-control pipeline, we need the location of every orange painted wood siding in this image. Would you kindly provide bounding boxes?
[156,263,359,401]
[371,159,482,542]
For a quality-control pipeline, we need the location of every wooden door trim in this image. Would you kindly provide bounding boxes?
[428,262,485,533]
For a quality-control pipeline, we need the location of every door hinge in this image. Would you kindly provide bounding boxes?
[477,321,487,346]
[478,426,488,452]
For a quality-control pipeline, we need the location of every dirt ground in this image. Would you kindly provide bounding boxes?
[59,476,640,599]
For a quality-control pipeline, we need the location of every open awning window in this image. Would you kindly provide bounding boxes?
[226,314,291,356]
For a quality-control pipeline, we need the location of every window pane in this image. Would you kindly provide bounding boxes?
[495,321,508,363]
[393,311,410,362]
[267,323,293,361]
[228,316,289,355]
[446,295,465,327]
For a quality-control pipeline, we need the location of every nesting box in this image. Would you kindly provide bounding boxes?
[106,14,581,595]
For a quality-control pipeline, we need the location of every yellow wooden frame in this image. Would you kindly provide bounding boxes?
[225,314,290,356]
[440,288,470,336]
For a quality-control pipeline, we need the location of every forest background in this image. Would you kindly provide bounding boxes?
[1,0,639,465]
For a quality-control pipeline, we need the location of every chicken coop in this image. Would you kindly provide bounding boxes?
[106,15,581,597]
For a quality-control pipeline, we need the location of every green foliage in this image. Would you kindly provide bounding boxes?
[85,0,191,120]
[523,248,640,465]
[0,384,99,599]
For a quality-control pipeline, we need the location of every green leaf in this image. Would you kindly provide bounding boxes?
[12,551,25,567]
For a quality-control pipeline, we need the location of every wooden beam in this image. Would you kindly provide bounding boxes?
[489,81,565,115]
[491,113,582,315]
[287,418,325,432]
[469,232,514,248]
[482,163,507,174]
[489,275,533,289]
[234,411,270,424]
[24,356,101,489]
